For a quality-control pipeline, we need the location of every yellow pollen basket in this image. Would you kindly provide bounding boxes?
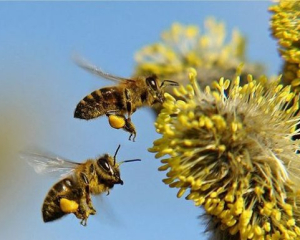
[60,198,79,213]
[108,115,126,129]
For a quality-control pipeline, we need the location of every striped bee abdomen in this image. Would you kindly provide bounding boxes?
[42,178,79,222]
[74,87,126,120]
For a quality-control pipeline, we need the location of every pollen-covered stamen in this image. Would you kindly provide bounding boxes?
[150,68,300,239]
[269,1,300,91]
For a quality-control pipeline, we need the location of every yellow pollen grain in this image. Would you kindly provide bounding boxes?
[178,85,188,95]
[183,139,193,146]
[213,201,224,215]
[226,219,236,227]
[177,188,186,198]
[261,203,273,216]
[254,225,263,236]
[176,100,187,109]
[225,192,235,203]
[210,191,218,198]
[229,224,239,235]
[212,92,221,101]
[194,197,205,206]
[272,209,281,221]
[192,179,202,190]
[211,115,226,130]
[294,226,300,235]
[179,115,189,125]
[218,145,226,152]
[254,186,264,195]
[219,209,229,220]
[206,202,218,214]
[188,111,195,120]
[224,79,230,89]
[178,176,186,182]
[186,176,194,184]
[200,183,211,191]
[186,192,199,200]
[158,164,170,171]
[231,122,238,132]
[162,178,174,184]
[287,218,295,227]
[165,127,175,137]
[164,93,176,102]
[263,222,271,232]
[205,117,214,129]
[188,67,197,79]
[232,197,244,215]
[186,85,195,95]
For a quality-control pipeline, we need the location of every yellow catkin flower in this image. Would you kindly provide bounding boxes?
[149,69,300,240]
[269,1,300,91]
[134,18,264,92]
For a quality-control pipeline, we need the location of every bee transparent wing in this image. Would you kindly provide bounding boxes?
[93,195,122,226]
[21,152,80,178]
[73,55,135,83]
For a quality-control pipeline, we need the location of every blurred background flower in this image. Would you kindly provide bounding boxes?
[134,18,265,91]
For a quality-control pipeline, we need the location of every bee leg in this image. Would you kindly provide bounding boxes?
[123,118,136,142]
[85,186,96,215]
[75,206,89,226]
[124,89,138,141]
[106,110,137,141]
[80,217,88,226]
[76,198,95,225]
[80,173,96,215]
[80,219,87,226]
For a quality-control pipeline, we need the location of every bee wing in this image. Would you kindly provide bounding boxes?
[20,152,80,178]
[73,55,135,83]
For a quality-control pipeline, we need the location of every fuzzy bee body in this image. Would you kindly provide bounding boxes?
[42,160,97,224]
[42,177,80,222]
[74,78,151,120]
[22,146,140,226]
[73,57,178,141]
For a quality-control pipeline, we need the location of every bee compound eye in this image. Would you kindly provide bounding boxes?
[97,158,111,172]
[146,76,157,89]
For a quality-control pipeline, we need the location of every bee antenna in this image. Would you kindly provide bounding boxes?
[119,159,141,165]
[160,80,179,88]
[114,145,121,166]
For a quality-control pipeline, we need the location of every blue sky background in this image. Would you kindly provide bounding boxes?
[0,2,281,240]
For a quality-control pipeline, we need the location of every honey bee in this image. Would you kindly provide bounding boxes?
[22,145,140,226]
[73,57,178,141]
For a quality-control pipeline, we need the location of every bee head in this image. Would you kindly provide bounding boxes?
[146,75,178,104]
[95,145,141,186]
[96,154,123,185]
